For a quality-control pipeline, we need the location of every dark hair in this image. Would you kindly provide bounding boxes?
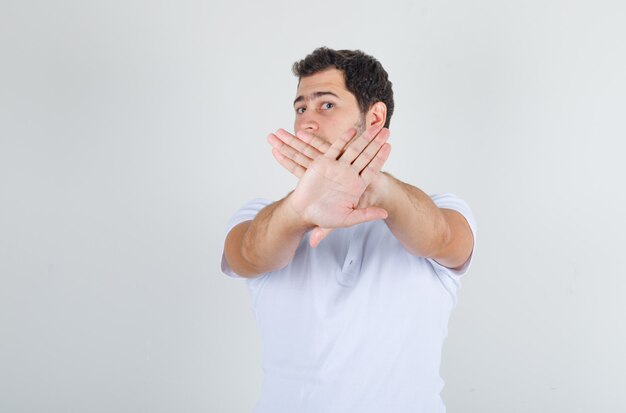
[292,47,394,128]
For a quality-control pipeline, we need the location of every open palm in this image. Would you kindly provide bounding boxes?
[286,126,391,244]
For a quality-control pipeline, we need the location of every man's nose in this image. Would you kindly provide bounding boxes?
[296,112,319,133]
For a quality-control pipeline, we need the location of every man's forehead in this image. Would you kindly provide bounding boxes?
[295,68,348,102]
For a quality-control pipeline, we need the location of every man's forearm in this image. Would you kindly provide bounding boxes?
[240,194,313,274]
[374,173,451,259]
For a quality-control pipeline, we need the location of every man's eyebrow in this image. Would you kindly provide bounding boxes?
[293,91,340,106]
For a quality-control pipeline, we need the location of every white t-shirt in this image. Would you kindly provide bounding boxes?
[221,194,476,413]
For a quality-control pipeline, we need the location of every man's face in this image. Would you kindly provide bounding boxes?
[293,68,365,145]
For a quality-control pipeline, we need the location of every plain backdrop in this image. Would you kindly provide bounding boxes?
[1,1,625,412]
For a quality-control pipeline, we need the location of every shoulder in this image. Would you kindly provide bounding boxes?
[430,193,477,237]
[429,192,477,277]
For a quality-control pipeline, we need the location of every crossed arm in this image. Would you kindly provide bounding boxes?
[223,126,474,278]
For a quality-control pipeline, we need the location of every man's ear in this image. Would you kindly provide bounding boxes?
[366,102,387,127]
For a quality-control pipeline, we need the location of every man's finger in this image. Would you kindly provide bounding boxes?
[342,206,389,227]
[351,128,390,173]
[360,143,392,185]
[296,130,332,155]
[271,148,306,178]
[275,129,322,160]
[309,227,333,248]
[268,133,314,170]
[324,128,357,160]
[338,125,384,164]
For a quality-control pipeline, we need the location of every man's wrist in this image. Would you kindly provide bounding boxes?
[280,193,316,234]
[362,172,393,209]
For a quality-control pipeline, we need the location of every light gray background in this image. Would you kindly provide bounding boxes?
[1,1,625,412]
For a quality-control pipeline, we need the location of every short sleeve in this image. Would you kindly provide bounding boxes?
[427,193,477,279]
[220,198,274,278]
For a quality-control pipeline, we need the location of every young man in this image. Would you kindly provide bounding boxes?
[221,47,476,413]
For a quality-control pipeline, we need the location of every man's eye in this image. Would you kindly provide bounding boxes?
[296,107,306,114]
[321,102,334,110]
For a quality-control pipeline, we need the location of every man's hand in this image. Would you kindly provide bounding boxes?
[267,128,331,179]
[267,126,473,269]
[269,125,391,247]
[268,126,391,242]
[268,125,390,201]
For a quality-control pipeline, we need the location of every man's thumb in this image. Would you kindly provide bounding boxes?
[309,227,333,248]
[343,207,388,227]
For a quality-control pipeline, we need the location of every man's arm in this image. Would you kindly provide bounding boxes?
[268,128,474,269]
[223,196,312,278]
[365,173,474,270]
[225,126,391,278]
